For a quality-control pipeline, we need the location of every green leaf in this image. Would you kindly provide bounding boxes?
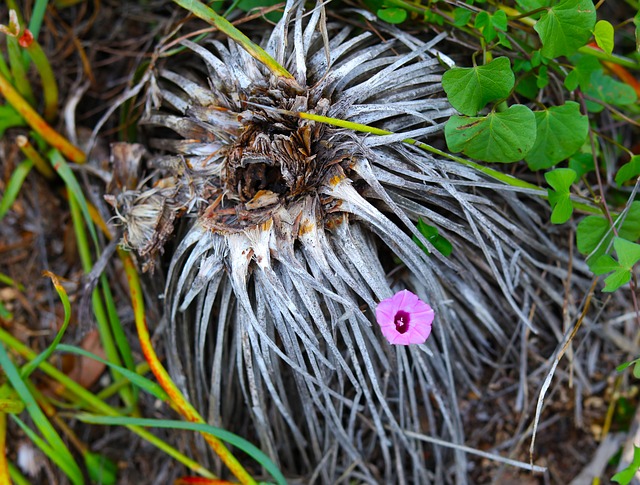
[85,452,118,485]
[515,73,539,99]
[585,70,638,112]
[75,415,288,485]
[475,11,497,42]
[577,216,609,255]
[616,155,640,185]
[536,65,549,89]
[616,358,640,373]
[413,219,453,257]
[590,238,640,292]
[444,105,536,162]
[590,254,618,275]
[0,104,26,137]
[593,20,614,54]
[569,152,594,178]
[453,8,472,27]
[377,7,407,24]
[525,102,588,170]
[619,203,640,242]
[577,202,640,258]
[491,10,508,32]
[0,160,33,223]
[615,237,640,269]
[442,57,515,116]
[534,0,597,58]
[564,55,602,91]
[496,31,512,48]
[545,168,576,224]
[602,269,632,292]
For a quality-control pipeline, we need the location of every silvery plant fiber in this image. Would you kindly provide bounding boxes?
[108,1,585,483]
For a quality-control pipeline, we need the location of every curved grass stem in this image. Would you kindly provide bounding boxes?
[24,36,59,123]
[120,249,258,485]
[0,71,85,163]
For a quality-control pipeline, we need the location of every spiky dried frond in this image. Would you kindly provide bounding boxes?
[108,2,595,483]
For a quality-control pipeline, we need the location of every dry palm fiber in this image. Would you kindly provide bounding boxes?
[107,1,595,482]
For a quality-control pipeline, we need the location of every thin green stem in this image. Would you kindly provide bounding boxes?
[578,45,640,70]
[261,106,602,215]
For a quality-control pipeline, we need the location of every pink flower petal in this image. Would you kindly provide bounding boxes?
[375,290,434,346]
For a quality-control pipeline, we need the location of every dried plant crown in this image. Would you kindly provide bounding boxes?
[108,1,588,483]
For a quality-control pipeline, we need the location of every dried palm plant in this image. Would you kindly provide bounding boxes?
[108,1,593,482]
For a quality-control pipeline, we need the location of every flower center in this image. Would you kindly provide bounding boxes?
[394,310,410,334]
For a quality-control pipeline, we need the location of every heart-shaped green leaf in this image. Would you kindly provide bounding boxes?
[444,105,536,162]
[442,57,515,116]
[534,0,596,58]
[525,102,589,170]
[593,20,614,54]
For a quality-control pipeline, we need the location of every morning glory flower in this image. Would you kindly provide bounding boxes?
[376,290,434,345]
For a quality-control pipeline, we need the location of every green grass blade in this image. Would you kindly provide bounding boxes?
[7,36,36,106]
[0,273,24,290]
[12,415,83,484]
[21,272,72,379]
[49,149,99,247]
[55,344,169,402]
[76,415,287,485]
[67,193,136,410]
[28,0,49,39]
[0,327,216,479]
[0,52,12,82]
[0,159,33,222]
[172,0,295,81]
[100,278,138,386]
[0,342,84,484]
[8,461,30,485]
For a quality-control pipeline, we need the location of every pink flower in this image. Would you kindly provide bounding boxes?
[375,290,434,345]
